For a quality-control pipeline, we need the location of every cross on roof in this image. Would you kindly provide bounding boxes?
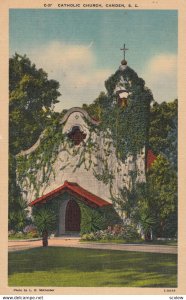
[120,43,128,60]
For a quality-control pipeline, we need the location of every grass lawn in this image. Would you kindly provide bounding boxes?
[8,247,177,287]
[8,236,41,240]
[80,239,177,246]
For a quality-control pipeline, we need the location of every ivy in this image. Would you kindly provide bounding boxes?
[77,200,121,234]
[17,120,66,197]
[17,116,102,198]
[93,165,114,185]
[17,65,152,220]
[101,66,153,159]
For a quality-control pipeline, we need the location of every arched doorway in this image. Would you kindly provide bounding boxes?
[65,199,81,232]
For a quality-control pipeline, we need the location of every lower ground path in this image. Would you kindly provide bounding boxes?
[8,237,177,254]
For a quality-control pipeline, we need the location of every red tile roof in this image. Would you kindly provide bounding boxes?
[147,149,157,169]
[29,181,112,208]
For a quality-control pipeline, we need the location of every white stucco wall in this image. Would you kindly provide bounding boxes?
[19,109,146,205]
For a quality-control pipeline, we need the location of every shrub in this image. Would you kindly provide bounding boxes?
[79,202,121,235]
[8,230,40,239]
[14,232,24,239]
[81,224,141,242]
[23,224,37,233]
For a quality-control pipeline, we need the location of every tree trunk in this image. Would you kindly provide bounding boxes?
[42,230,48,247]
[145,230,152,241]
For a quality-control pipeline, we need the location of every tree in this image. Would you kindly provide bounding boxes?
[133,184,156,241]
[9,53,61,231]
[9,53,61,155]
[132,152,177,240]
[147,155,177,237]
[33,207,57,247]
[164,115,177,171]
[82,92,109,121]
[149,99,177,170]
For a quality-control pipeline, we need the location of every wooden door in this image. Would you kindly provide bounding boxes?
[65,199,81,232]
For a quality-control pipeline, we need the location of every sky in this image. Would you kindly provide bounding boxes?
[9,9,178,111]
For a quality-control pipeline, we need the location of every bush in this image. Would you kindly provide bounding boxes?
[8,230,40,239]
[23,225,40,238]
[23,224,37,233]
[26,231,40,238]
[81,224,141,242]
[14,232,24,239]
[79,201,121,235]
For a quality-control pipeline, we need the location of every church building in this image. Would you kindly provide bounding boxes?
[16,50,154,235]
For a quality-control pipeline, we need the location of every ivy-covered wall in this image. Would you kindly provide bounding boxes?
[17,64,151,221]
[17,120,66,199]
[103,66,153,159]
[77,200,121,234]
[17,109,146,211]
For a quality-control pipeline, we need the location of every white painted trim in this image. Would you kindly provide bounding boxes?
[60,107,100,126]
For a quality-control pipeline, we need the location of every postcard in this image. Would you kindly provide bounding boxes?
[0,0,186,296]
